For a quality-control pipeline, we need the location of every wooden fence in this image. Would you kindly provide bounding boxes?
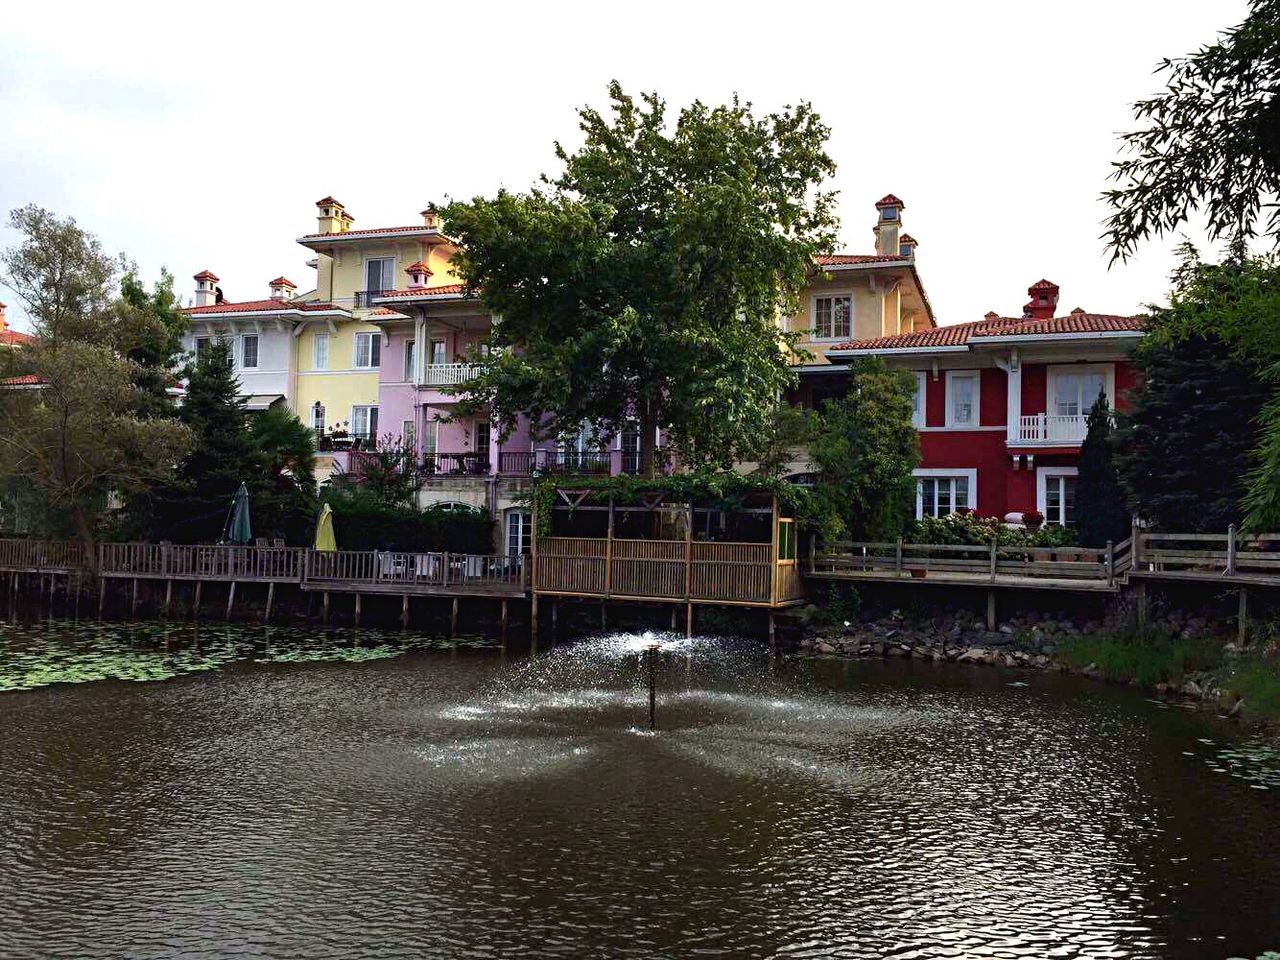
[536,537,789,605]
[811,538,1130,587]
[98,543,307,581]
[0,539,86,572]
[305,550,526,592]
[1136,527,1280,578]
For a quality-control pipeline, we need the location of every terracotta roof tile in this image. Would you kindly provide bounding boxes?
[1,329,37,347]
[298,225,431,240]
[376,283,467,299]
[268,276,296,287]
[815,253,912,266]
[315,196,341,206]
[833,313,1144,351]
[2,374,44,385]
[193,270,220,282]
[875,194,905,209]
[185,298,346,316]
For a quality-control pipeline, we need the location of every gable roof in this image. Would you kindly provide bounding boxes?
[829,312,1145,353]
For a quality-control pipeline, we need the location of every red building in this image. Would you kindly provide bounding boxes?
[809,280,1144,526]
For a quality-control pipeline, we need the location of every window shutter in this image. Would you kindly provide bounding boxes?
[369,407,379,438]
[370,334,381,368]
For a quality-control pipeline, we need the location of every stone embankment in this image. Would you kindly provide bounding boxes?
[797,608,1245,716]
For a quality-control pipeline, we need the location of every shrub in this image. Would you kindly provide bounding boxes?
[323,496,494,553]
[908,511,1077,548]
[1023,510,1045,531]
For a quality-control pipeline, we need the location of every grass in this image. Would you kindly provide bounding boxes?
[1057,627,1225,687]
[1221,657,1280,723]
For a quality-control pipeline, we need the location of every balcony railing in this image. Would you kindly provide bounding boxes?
[498,452,536,476]
[421,362,480,386]
[1013,413,1089,445]
[353,290,389,308]
[545,451,611,475]
[421,452,491,476]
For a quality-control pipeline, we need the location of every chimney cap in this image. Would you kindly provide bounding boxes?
[1028,278,1059,292]
[406,261,431,273]
[315,196,343,207]
[874,193,905,210]
[193,270,220,282]
[899,233,918,244]
[269,276,296,287]
[984,311,1000,320]
[1070,306,1086,315]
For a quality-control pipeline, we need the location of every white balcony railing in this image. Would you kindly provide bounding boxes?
[1013,413,1089,445]
[421,362,480,386]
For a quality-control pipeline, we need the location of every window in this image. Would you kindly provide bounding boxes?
[436,501,476,513]
[474,420,491,454]
[946,372,979,427]
[354,332,381,369]
[194,336,212,360]
[1038,467,1078,527]
[364,257,395,295]
[914,470,976,519]
[240,334,259,369]
[313,333,329,371]
[506,509,532,555]
[403,339,416,381]
[812,295,852,340]
[311,403,326,435]
[911,372,926,428]
[881,206,898,221]
[1051,366,1110,418]
[351,405,379,440]
[430,338,446,365]
[423,418,439,455]
[778,519,797,561]
[402,419,415,449]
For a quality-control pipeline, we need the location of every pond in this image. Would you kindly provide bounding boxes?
[1,619,1278,959]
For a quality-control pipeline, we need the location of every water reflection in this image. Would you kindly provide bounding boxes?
[0,626,1277,959]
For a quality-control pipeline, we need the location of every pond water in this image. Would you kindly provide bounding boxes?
[1,620,1278,959]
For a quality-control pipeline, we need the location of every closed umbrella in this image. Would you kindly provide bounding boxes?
[223,482,253,545]
[314,503,337,552]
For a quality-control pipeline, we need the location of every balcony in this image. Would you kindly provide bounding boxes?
[421,452,491,477]
[353,290,389,309]
[1013,414,1089,446]
[421,362,481,387]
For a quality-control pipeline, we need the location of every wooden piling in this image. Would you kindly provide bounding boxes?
[264,582,275,623]
[225,581,236,620]
[686,602,693,639]
[768,610,777,657]
[530,593,539,654]
[193,580,203,619]
[401,594,410,630]
[1238,587,1249,644]
[164,579,173,617]
[450,596,459,639]
[131,578,140,618]
[551,600,558,644]
[600,602,607,632]
[1135,580,1148,628]
[354,592,362,628]
[500,598,509,647]
[322,591,330,625]
[986,589,996,631]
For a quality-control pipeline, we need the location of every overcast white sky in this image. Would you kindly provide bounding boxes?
[0,0,1250,332]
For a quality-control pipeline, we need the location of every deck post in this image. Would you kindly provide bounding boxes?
[194,580,203,619]
[1131,517,1143,568]
[686,602,693,639]
[1135,580,1148,628]
[500,598,509,647]
[530,593,539,653]
[769,496,780,606]
[264,582,275,623]
[670,606,677,631]
[401,594,410,629]
[225,581,236,620]
[684,502,693,602]
[1238,587,1248,644]
[131,577,139,618]
[551,599,558,642]
[450,597,459,639]
[354,592,362,628]
[895,538,904,576]
[1105,541,1115,586]
[73,573,81,619]
[986,589,996,631]
[322,590,330,625]
[604,498,614,598]
[442,552,450,588]
[989,539,998,582]
[1227,523,1238,575]
[808,533,816,574]
[768,610,777,657]
[600,602,607,631]
[164,579,173,617]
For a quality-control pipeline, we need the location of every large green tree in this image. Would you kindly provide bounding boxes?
[443,82,839,474]
[808,359,920,541]
[116,267,188,419]
[1104,0,1280,262]
[1075,395,1130,546]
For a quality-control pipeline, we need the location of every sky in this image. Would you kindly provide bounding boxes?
[0,0,1251,332]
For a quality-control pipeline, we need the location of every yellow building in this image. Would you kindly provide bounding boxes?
[293,198,459,454]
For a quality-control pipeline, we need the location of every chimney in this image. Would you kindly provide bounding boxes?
[406,261,432,289]
[898,233,917,258]
[269,276,297,300]
[1022,279,1060,320]
[193,270,220,308]
[874,194,904,256]
[421,206,442,230]
[315,196,347,235]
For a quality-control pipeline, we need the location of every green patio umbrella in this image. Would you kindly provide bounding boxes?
[223,482,253,545]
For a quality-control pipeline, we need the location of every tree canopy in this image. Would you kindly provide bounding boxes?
[443,82,839,474]
[1074,394,1129,547]
[1104,0,1280,262]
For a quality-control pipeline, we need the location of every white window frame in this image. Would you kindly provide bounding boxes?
[313,333,329,371]
[913,468,977,520]
[350,404,379,440]
[809,292,854,342]
[945,371,981,428]
[505,508,532,555]
[1046,364,1115,419]
[194,336,212,360]
[363,256,396,295]
[423,418,439,455]
[403,339,416,382]
[354,332,381,370]
[402,419,415,449]
[240,333,259,369]
[311,403,326,436]
[911,371,926,428]
[1036,466,1079,527]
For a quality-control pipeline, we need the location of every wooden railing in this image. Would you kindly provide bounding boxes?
[537,537,782,604]
[99,543,307,581]
[0,539,86,571]
[1136,527,1280,577]
[811,537,1129,585]
[420,362,480,386]
[1013,413,1089,445]
[305,550,525,591]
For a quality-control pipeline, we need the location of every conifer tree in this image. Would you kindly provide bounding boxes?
[1075,394,1129,547]
[1115,331,1268,532]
